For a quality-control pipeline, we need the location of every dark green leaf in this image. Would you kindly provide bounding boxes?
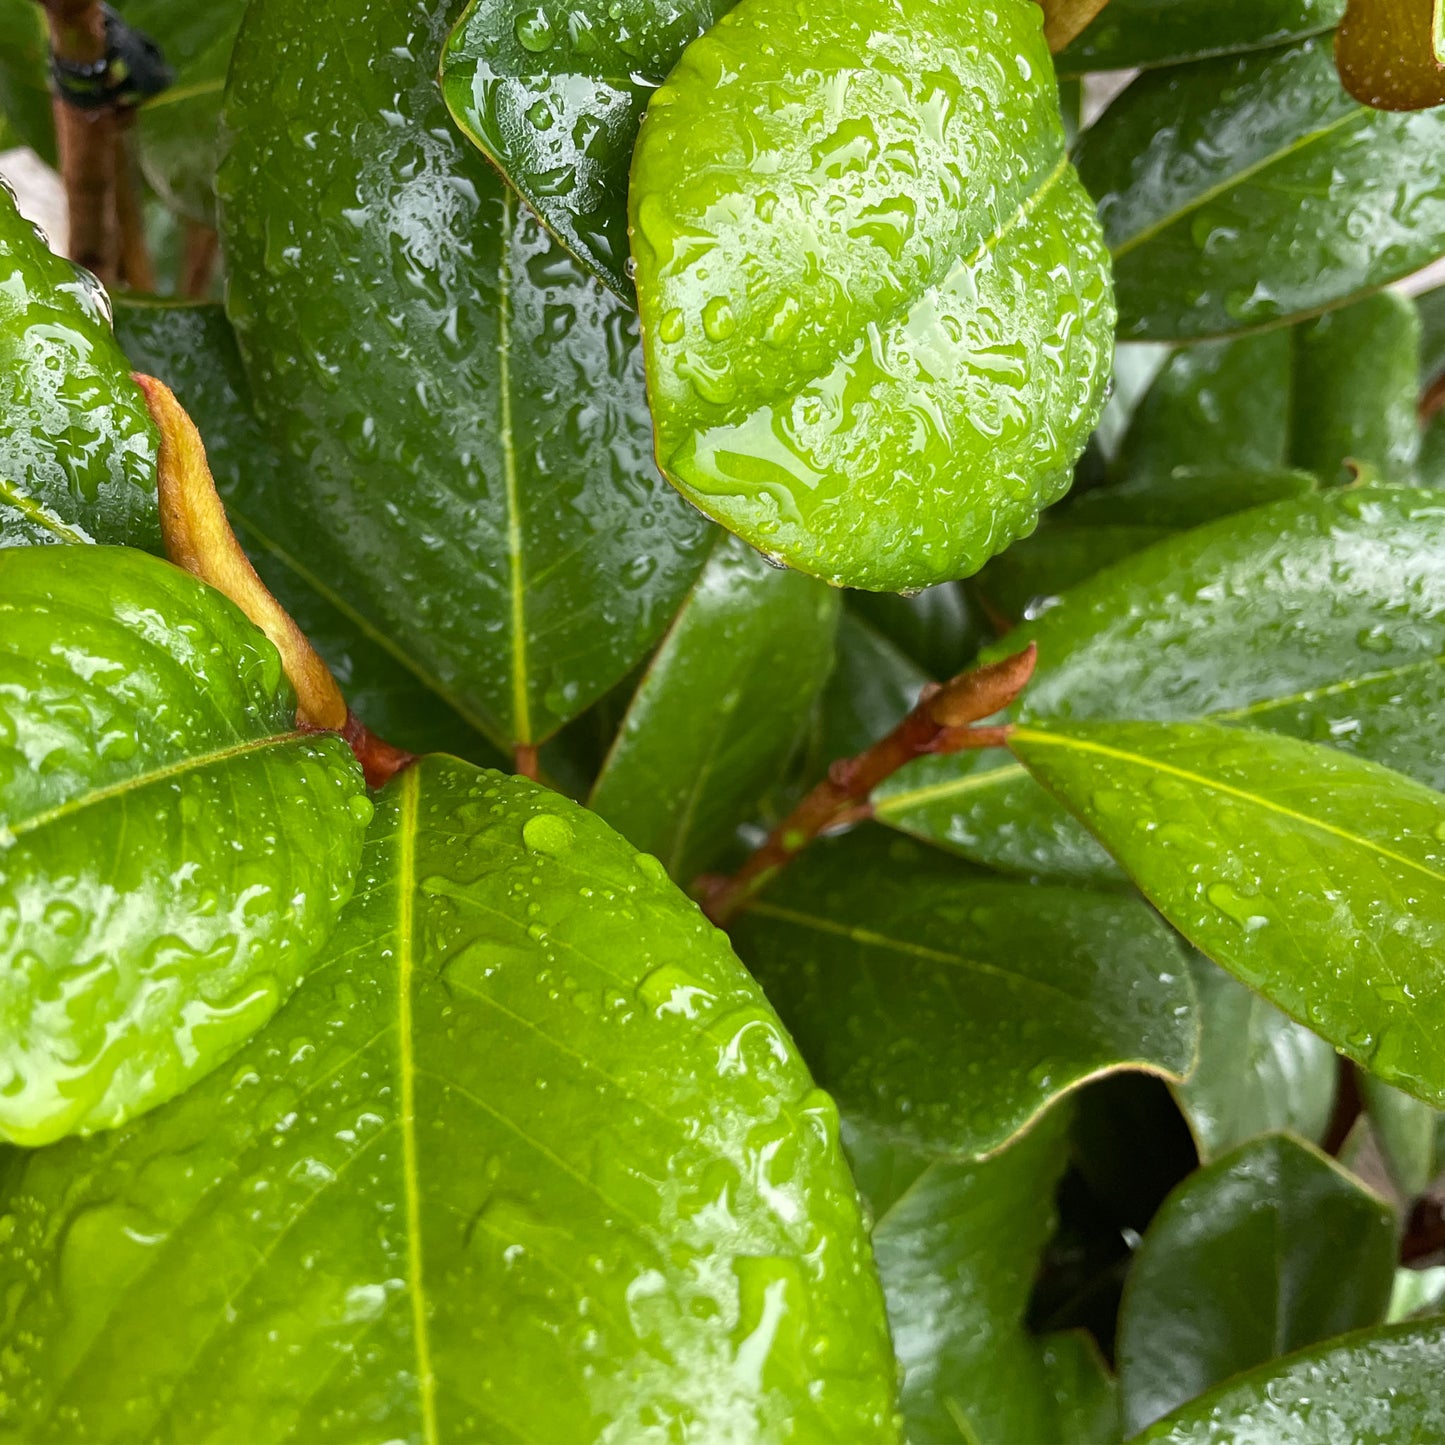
[1133,1318,1445,1443]
[732,827,1197,1160]
[0,0,54,162]
[876,488,1445,882]
[440,0,736,299]
[219,0,713,748]
[1076,36,1445,340]
[589,535,838,881]
[0,545,369,1145]
[1117,1134,1396,1435]
[1421,410,1445,487]
[1008,718,1445,1105]
[846,583,983,682]
[1419,281,1445,385]
[0,756,898,1439]
[1173,954,1337,1160]
[1056,0,1344,75]
[1360,1073,1439,1197]
[112,298,503,767]
[809,612,929,772]
[0,187,158,550]
[1042,1332,1121,1445]
[629,0,1115,590]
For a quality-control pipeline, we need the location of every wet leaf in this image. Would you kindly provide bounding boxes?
[732,827,1197,1160]
[1008,718,1445,1105]
[113,299,503,767]
[0,0,53,162]
[1133,1318,1445,1443]
[1076,35,1445,340]
[1056,0,1344,74]
[0,545,368,1146]
[1360,1073,1440,1197]
[1173,954,1337,1161]
[0,187,158,550]
[846,583,984,682]
[0,756,899,1440]
[876,488,1445,882]
[1117,1135,1396,1434]
[1336,0,1445,110]
[219,0,713,749]
[589,535,839,881]
[629,0,1115,591]
[809,612,929,772]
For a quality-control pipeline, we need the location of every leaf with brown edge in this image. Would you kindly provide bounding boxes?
[1337,0,1445,110]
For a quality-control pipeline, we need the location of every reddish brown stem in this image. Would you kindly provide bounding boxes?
[1421,369,1445,426]
[113,121,155,292]
[514,743,540,782]
[699,645,1037,926]
[341,713,416,791]
[181,221,220,299]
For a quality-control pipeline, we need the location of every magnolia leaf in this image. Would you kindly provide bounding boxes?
[0,186,158,550]
[847,583,983,682]
[876,488,1445,882]
[219,0,714,749]
[1008,718,1445,1105]
[809,612,930,771]
[1076,35,1445,340]
[1117,1135,1396,1434]
[0,0,53,162]
[1360,1073,1440,1197]
[629,0,1115,591]
[1336,0,1445,110]
[732,827,1198,1160]
[0,545,368,1145]
[0,757,899,1440]
[589,535,839,882]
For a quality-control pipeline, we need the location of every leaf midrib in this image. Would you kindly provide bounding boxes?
[0,476,92,544]
[497,189,531,745]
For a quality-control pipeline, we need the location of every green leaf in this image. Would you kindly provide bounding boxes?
[628,0,1115,591]
[0,187,159,551]
[219,0,714,749]
[1117,1135,1396,1435]
[1042,1332,1121,1445]
[1008,717,1445,1105]
[0,755,899,1440]
[440,0,736,300]
[1076,35,1445,340]
[1173,954,1337,1161]
[1419,281,1445,385]
[846,583,984,682]
[112,298,503,768]
[1360,1073,1439,1197]
[809,612,929,772]
[0,0,54,162]
[589,535,837,881]
[731,827,1197,1160]
[0,545,369,1146]
[1056,0,1344,75]
[1132,1318,1445,1443]
[876,487,1445,883]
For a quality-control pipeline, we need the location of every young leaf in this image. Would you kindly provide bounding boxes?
[1173,954,1337,1161]
[1076,36,1445,340]
[1116,1135,1396,1435]
[1055,0,1344,74]
[0,186,158,550]
[1132,1318,1445,1443]
[219,0,714,749]
[0,757,899,1440]
[0,545,368,1146]
[876,487,1445,882]
[731,827,1198,1160]
[628,0,1115,591]
[589,535,838,881]
[1008,718,1445,1106]
[1336,0,1445,110]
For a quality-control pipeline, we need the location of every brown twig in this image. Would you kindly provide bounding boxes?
[1421,369,1445,426]
[698,645,1037,926]
[181,222,220,299]
[112,119,155,291]
[514,743,540,781]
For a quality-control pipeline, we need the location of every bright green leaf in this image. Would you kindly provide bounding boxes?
[1117,1134,1396,1435]
[219,0,714,748]
[0,546,368,1146]
[1008,718,1445,1105]
[0,756,898,1440]
[1076,36,1445,340]
[629,0,1115,591]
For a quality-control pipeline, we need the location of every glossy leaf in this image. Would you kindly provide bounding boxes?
[876,488,1445,882]
[1419,280,1445,383]
[589,536,837,880]
[810,612,929,771]
[846,583,984,682]
[1118,1136,1396,1435]
[1009,718,1445,1105]
[1076,36,1445,340]
[1055,0,1344,74]
[441,0,736,300]
[629,0,1115,591]
[0,755,899,1440]
[0,0,54,162]
[1134,1318,1445,1444]
[0,545,369,1146]
[0,187,159,550]
[113,299,502,767]
[219,0,713,749]
[1336,0,1445,110]
[732,827,1197,1160]
[1360,1073,1439,1197]
[1173,954,1337,1161]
